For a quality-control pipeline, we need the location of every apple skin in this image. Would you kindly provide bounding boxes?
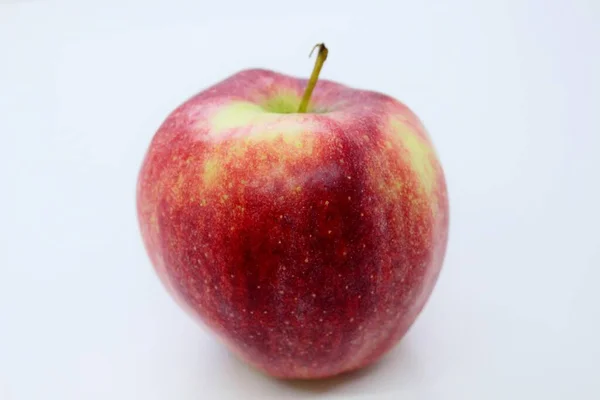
[136,68,449,379]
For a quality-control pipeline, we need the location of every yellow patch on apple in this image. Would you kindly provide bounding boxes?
[389,118,437,198]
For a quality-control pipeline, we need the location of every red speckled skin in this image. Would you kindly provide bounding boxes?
[137,69,449,379]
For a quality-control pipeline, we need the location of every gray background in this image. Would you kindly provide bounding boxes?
[1,0,599,398]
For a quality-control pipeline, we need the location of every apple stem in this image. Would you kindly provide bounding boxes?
[297,43,328,113]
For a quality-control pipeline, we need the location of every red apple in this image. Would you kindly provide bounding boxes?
[136,45,449,379]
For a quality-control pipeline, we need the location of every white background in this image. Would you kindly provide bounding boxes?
[1,0,599,399]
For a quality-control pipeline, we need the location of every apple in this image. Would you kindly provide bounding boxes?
[136,44,449,379]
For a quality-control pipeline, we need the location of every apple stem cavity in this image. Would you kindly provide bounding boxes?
[297,43,328,113]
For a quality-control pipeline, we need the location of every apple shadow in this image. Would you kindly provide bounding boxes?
[210,339,422,397]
